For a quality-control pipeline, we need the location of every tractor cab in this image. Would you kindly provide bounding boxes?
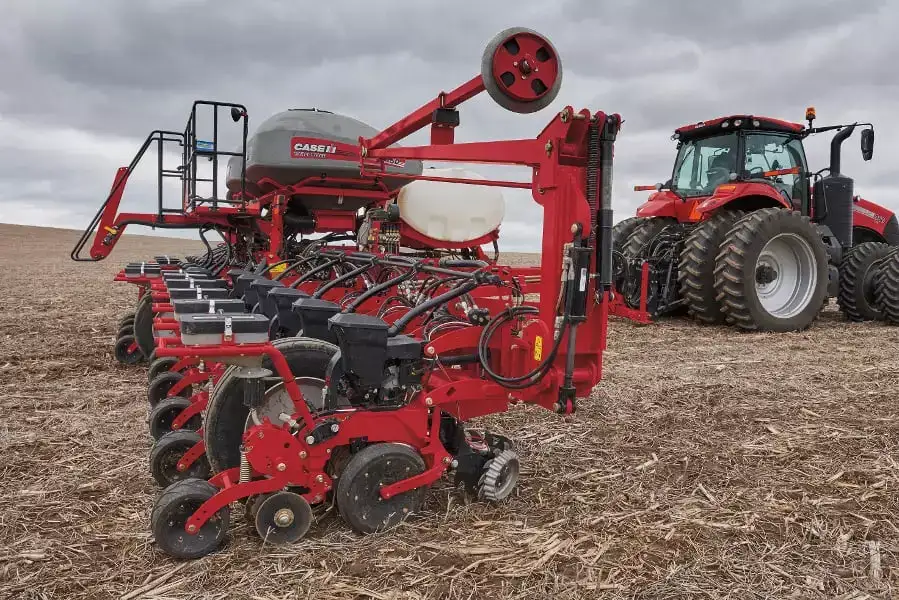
[663,115,810,216]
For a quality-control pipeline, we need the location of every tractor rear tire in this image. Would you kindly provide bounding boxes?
[874,250,899,324]
[714,208,828,332]
[678,210,744,325]
[622,217,676,259]
[611,217,645,292]
[612,217,645,254]
[837,241,895,322]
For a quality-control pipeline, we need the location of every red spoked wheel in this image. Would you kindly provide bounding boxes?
[481,27,562,113]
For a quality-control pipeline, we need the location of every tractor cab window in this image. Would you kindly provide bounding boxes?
[743,133,807,208]
[672,133,739,197]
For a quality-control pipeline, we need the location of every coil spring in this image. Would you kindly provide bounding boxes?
[239,446,251,483]
[586,119,600,247]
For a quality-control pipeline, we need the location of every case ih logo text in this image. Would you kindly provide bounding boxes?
[290,136,406,167]
[291,140,340,159]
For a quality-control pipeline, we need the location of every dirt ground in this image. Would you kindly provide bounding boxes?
[1,222,897,600]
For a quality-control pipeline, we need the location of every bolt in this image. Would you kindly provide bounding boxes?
[330,423,339,433]
[299,450,307,459]
[305,435,315,445]
[273,508,294,527]
[276,462,286,472]
[425,397,433,406]
[426,346,435,355]
[545,141,553,156]
[257,431,264,439]
[442,456,451,465]
[451,459,459,468]
[316,474,324,483]
[187,524,197,533]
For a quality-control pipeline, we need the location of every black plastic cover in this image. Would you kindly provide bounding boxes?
[125,263,162,276]
[168,287,230,300]
[180,313,270,335]
[172,298,246,315]
[154,256,181,265]
[264,287,310,323]
[166,278,228,290]
[386,335,422,361]
[234,273,263,299]
[327,312,390,386]
[292,297,341,342]
[248,279,286,305]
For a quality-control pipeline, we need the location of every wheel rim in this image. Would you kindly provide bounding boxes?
[754,233,818,318]
[247,376,328,430]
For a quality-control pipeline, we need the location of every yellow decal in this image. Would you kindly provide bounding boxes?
[269,263,287,277]
[533,335,543,361]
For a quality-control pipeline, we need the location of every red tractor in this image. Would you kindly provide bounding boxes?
[612,108,898,332]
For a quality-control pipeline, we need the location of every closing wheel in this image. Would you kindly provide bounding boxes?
[838,241,895,321]
[117,324,134,338]
[151,478,229,559]
[336,443,427,535]
[253,491,313,545]
[478,448,520,503]
[149,430,211,488]
[481,27,562,114]
[148,370,192,407]
[114,334,143,365]
[714,208,828,332]
[149,396,202,440]
[118,313,135,328]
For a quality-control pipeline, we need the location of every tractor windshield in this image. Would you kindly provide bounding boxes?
[671,133,739,197]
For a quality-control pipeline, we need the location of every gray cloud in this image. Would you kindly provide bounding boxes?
[1,0,897,253]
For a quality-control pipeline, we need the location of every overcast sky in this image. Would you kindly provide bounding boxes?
[1,0,896,252]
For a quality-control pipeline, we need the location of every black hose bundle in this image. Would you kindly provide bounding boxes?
[477,306,570,390]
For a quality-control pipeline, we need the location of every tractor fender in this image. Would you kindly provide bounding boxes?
[693,182,790,217]
[635,190,680,218]
[852,198,899,245]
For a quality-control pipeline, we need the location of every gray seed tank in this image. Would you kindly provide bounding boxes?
[226,109,423,215]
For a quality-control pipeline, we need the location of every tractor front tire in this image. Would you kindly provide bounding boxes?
[838,241,896,322]
[678,210,744,325]
[713,208,828,332]
[874,250,899,325]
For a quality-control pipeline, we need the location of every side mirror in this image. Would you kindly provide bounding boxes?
[230,107,244,123]
[861,128,874,161]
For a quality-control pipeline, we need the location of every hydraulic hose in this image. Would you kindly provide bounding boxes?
[477,306,570,389]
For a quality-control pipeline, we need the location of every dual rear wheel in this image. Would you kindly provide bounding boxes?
[616,208,831,332]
